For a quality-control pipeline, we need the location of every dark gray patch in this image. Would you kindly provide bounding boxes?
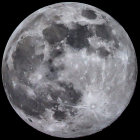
[86,46,96,54]
[66,24,93,50]
[8,85,46,119]
[50,45,64,59]
[82,9,97,19]
[46,85,59,101]
[97,47,110,58]
[39,44,45,50]
[44,60,64,81]
[53,15,61,21]
[53,110,66,121]
[95,24,113,41]
[46,67,58,80]
[2,65,45,119]
[12,36,44,71]
[37,93,59,110]
[96,24,120,49]
[44,43,65,81]
[12,36,44,85]
[51,48,63,58]
[36,87,59,109]
[42,23,68,45]
[133,63,138,81]
[71,129,77,132]
[57,81,82,105]
[34,84,79,121]
[28,118,32,122]
[66,106,78,116]
[37,81,82,108]
[114,38,120,49]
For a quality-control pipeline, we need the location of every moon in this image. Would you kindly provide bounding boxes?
[2,2,137,138]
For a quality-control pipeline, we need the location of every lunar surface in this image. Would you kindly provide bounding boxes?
[2,2,137,138]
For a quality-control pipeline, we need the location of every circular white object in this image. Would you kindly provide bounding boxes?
[2,2,137,138]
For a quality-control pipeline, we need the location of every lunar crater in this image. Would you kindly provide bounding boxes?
[81,9,97,19]
[42,23,69,45]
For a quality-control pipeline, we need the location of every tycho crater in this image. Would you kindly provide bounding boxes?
[2,2,137,138]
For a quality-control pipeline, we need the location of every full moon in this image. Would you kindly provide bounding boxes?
[2,2,137,138]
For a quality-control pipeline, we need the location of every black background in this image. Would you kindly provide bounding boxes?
[0,0,139,139]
